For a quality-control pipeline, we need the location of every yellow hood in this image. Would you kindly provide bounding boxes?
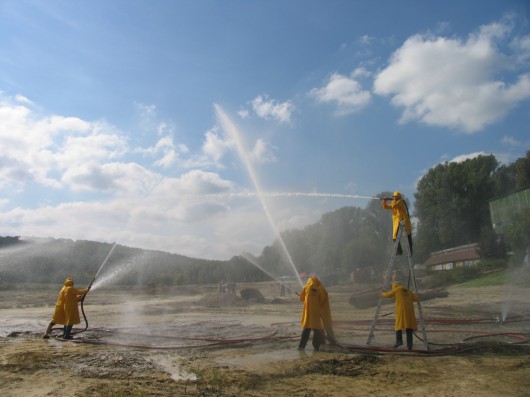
[306,276,321,288]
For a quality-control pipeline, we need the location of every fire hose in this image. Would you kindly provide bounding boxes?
[64,316,529,357]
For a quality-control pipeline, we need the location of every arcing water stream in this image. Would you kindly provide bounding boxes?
[215,104,305,288]
[197,192,380,200]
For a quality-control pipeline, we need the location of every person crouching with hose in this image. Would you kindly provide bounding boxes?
[382,191,412,255]
[43,277,89,339]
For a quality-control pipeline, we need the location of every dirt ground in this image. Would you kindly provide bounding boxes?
[1,281,529,396]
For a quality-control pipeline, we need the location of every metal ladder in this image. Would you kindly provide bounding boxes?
[366,221,429,349]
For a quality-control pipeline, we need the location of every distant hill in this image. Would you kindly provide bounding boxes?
[0,236,267,287]
[0,199,395,287]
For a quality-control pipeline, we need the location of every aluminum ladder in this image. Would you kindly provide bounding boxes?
[366,221,429,349]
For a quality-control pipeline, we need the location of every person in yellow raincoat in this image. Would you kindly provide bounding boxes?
[298,276,333,351]
[62,278,89,339]
[43,277,70,338]
[43,278,88,339]
[382,191,412,255]
[381,272,420,349]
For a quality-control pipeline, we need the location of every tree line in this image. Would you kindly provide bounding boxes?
[1,151,529,287]
[257,151,530,281]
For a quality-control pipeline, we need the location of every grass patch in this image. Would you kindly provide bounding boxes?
[457,271,506,287]
[456,268,530,288]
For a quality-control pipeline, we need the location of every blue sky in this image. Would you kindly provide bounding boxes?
[1,0,529,260]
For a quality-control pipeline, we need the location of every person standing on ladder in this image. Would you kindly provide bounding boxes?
[382,191,412,255]
[381,271,420,349]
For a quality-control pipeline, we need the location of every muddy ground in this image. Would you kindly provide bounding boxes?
[1,281,529,396]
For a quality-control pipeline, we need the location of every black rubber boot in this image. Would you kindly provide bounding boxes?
[298,328,311,350]
[393,330,403,348]
[406,329,413,350]
[312,329,324,351]
[43,322,55,339]
[64,325,73,339]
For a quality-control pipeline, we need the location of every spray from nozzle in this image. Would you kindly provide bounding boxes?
[494,314,504,326]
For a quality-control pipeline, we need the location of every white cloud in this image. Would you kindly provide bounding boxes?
[62,162,161,194]
[352,67,371,78]
[136,135,190,169]
[449,152,487,163]
[134,102,157,120]
[0,89,363,261]
[501,135,520,146]
[450,150,519,165]
[492,152,518,165]
[249,138,277,164]
[0,97,132,190]
[201,127,233,163]
[511,35,530,62]
[238,108,249,119]
[359,35,374,45]
[374,19,530,132]
[251,95,294,123]
[174,170,234,194]
[15,94,32,104]
[310,72,372,115]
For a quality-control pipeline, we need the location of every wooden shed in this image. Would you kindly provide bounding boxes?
[423,243,481,271]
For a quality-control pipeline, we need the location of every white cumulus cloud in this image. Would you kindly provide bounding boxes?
[201,127,233,164]
[251,95,294,123]
[373,19,530,132]
[249,138,277,164]
[310,71,372,115]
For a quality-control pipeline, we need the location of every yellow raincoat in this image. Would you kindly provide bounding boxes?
[382,282,420,331]
[299,276,329,330]
[62,279,88,326]
[51,278,71,325]
[382,191,411,239]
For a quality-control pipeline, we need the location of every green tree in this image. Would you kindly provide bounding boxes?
[414,155,498,260]
[514,151,530,190]
[478,224,506,259]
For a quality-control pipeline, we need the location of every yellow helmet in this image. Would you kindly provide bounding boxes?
[392,191,402,199]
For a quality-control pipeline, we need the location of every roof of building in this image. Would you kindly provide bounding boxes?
[488,186,530,202]
[423,243,481,266]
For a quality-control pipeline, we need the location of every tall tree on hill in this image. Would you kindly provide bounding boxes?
[413,155,499,260]
[493,150,530,196]
[514,150,530,190]
[341,193,394,271]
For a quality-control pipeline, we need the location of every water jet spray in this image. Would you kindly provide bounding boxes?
[79,243,117,333]
[241,253,297,293]
[215,104,304,287]
[87,243,117,291]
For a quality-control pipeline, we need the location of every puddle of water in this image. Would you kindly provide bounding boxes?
[0,320,41,337]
